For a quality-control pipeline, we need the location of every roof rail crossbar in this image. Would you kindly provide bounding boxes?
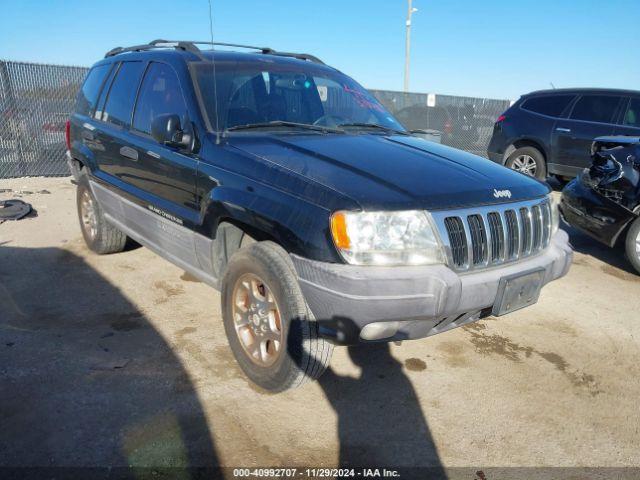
[105,41,204,59]
[151,39,275,54]
[268,51,325,65]
[105,39,325,65]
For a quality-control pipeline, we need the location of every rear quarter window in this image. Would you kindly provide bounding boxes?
[75,64,111,116]
[101,62,146,128]
[521,95,575,117]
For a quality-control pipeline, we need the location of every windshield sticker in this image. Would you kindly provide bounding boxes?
[343,85,384,112]
[317,85,328,102]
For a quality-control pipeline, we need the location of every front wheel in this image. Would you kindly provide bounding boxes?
[221,241,333,391]
[505,146,547,180]
[625,217,640,275]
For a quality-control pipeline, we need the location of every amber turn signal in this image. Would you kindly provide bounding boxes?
[330,212,350,250]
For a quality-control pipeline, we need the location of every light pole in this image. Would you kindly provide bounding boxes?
[404,0,418,92]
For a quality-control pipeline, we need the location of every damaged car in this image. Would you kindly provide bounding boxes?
[560,136,640,273]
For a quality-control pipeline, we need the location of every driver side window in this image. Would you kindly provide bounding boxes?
[133,62,188,135]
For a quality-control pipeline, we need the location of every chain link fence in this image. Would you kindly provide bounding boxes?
[0,60,88,178]
[371,90,512,158]
[0,60,511,179]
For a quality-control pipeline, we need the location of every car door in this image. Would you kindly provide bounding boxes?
[551,94,623,174]
[613,96,640,137]
[71,62,114,171]
[127,61,199,220]
[92,61,146,181]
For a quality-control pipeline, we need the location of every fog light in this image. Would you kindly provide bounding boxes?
[360,321,400,341]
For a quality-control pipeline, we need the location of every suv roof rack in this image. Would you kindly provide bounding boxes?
[104,39,325,65]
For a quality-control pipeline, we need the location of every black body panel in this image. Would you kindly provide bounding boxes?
[560,137,640,247]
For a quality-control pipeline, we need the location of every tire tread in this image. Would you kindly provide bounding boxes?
[77,170,127,255]
[222,241,333,391]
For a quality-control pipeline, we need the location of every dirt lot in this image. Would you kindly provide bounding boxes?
[1,177,639,474]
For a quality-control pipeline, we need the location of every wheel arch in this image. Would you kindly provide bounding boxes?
[202,186,342,279]
[504,138,548,164]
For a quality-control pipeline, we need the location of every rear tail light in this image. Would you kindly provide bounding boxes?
[65,120,71,150]
[496,114,507,124]
[444,121,453,134]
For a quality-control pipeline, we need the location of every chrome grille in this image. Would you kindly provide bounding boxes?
[504,210,519,259]
[487,212,504,262]
[467,214,487,265]
[444,217,468,268]
[519,207,532,255]
[433,199,553,272]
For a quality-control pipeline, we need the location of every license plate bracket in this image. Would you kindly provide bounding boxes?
[492,268,545,317]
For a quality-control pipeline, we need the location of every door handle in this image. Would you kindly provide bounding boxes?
[119,146,138,161]
[556,127,572,133]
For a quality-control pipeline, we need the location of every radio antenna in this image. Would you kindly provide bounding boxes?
[207,0,221,143]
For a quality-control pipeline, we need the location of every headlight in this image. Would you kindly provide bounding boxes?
[549,194,560,234]
[330,210,445,266]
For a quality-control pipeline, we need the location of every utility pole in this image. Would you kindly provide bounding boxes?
[404,0,418,92]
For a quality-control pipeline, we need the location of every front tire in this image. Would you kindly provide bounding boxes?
[221,241,333,391]
[76,170,127,255]
[625,217,640,275]
[505,146,547,180]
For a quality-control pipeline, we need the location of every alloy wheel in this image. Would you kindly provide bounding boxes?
[80,189,98,240]
[512,154,537,176]
[231,273,283,367]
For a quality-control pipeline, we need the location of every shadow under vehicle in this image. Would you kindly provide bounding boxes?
[560,136,640,273]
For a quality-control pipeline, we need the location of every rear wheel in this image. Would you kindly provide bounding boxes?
[625,217,640,275]
[76,170,127,254]
[221,241,333,391]
[505,146,546,180]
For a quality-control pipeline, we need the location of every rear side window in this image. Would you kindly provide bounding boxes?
[133,63,188,135]
[623,98,640,128]
[521,95,574,117]
[75,64,111,116]
[102,62,145,127]
[570,95,621,124]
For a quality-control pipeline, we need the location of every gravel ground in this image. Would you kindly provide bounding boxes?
[1,177,639,475]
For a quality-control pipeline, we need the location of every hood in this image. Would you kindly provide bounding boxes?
[228,133,550,211]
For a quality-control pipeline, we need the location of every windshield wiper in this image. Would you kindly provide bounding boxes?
[226,121,343,134]
[337,123,410,136]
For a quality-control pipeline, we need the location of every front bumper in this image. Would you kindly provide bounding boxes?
[291,231,572,344]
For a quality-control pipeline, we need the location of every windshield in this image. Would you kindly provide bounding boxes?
[191,58,405,133]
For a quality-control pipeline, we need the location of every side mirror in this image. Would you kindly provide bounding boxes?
[151,114,192,150]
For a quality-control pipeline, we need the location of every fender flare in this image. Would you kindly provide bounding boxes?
[200,185,340,275]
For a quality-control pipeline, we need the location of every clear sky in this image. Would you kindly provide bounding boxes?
[1,0,638,100]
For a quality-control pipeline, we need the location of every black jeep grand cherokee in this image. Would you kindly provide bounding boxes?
[67,40,572,391]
